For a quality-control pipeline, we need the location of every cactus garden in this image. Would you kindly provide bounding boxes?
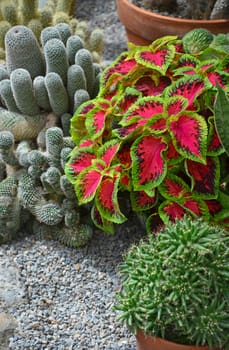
[0,16,104,246]
[0,1,228,349]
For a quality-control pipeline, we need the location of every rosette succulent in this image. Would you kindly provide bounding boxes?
[65,34,229,234]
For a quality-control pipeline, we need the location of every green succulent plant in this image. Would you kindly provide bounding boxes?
[65,32,229,235]
[114,215,229,349]
[0,22,102,246]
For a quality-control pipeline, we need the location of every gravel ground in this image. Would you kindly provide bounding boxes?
[0,2,145,349]
[3,226,145,350]
[74,0,128,64]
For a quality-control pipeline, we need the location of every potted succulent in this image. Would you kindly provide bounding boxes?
[65,32,229,235]
[114,215,229,350]
[115,0,229,45]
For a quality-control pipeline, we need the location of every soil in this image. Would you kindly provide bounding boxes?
[130,0,227,20]
[130,0,189,18]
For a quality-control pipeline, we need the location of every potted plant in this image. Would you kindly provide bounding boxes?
[115,0,229,45]
[65,32,229,235]
[114,215,229,350]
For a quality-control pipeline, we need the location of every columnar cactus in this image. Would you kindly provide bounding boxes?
[0,0,104,62]
[0,21,103,246]
[5,25,45,78]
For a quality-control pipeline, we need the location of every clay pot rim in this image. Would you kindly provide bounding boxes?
[136,330,210,349]
[122,0,229,25]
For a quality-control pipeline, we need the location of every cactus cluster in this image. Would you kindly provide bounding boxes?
[0,127,93,247]
[0,0,104,62]
[0,23,103,246]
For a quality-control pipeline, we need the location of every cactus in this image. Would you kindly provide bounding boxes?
[55,22,72,45]
[27,18,43,41]
[66,34,84,65]
[5,25,45,78]
[0,108,47,141]
[0,79,20,113]
[73,89,90,113]
[0,22,103,247]
[75,49,95,97]
[0,1,18,26]
[40,26,61,47]
[67,64,87,110]
[33,76,52,112]
[0,0,104,64]
[10,68,40,115]
[0,131,19,168]
[45,72,69,117]
[44,38,69,85]
[0,175,20,243]
[56,0,75,14]
[18,0,39,25]
[0,20,11,48]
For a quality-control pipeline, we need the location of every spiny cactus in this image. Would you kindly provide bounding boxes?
[10,68,40,115]
[0,21,103,247]
[0,0,104,62]
[5,25,45,78]
[1,24,101,133]
[44,38,69,85]
[0,108,47,141]
[0,175,20,243]
[0,126,93,246]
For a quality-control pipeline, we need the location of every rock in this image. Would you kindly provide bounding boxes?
[0,313,18,350]
[0,255,25,310]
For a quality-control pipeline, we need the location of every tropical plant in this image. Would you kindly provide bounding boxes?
[65,33,229,234]
[114,215,229,349]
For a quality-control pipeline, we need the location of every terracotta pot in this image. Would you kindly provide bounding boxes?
[136,330,210,350]
[116,0,229,45]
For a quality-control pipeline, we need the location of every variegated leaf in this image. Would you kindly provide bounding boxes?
[95,175,127,223]
[65,147,96,183]
[185,156,220,199]
[169,111,208,163]
[131,190,157,211]
[135,45,175,74]
[75,163,104,204]
[131,134,167,194]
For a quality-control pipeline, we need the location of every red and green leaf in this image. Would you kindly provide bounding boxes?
[95,175,127,223]
[135,45,175,74]
[131,134,167,195]
[85,99,111,140]
[159,200,187,223]
[102,52,137,85]
[134,75,171,97]
[131,190,157,211]
[121,96,164,126]
[159,196,209,224]
[158,173,191,201]
[75,162,104,204]
[91,205,115,234]
[166,75,208,109]
[165,96,189,116]
[65,147,97,183]
[185,156,220,199]
[206,71,229,89]
[169,111,208,163]
[207,116,225,156]
[98,140,121,167]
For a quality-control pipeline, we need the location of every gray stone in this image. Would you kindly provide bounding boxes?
[0,313,18,350]
[0,255,25,310]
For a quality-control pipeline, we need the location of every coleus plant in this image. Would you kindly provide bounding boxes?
[65,34,229,234]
